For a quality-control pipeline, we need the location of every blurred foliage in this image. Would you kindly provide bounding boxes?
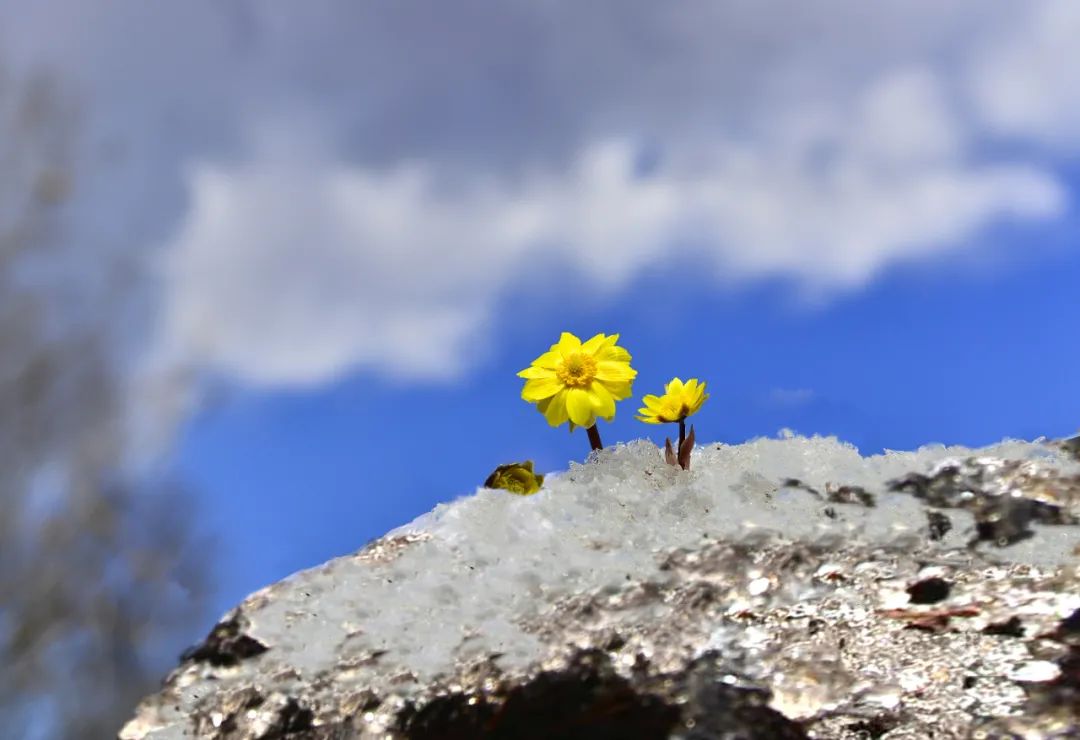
[0,60,210,738]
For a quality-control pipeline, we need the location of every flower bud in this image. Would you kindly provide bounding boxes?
[484,461,544,495]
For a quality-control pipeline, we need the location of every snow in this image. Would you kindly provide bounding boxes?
[358,434,1080,678]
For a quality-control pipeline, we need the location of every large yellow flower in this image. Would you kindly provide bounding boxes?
[637,377,709,424]
[518,332,637,429]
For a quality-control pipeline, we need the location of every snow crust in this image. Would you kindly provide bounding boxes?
[344,434,1079,680]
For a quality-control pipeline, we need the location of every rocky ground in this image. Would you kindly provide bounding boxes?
[121,436,1080,739]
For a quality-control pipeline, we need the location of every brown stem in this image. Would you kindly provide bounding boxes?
[678,417,686,453]
[586,424,603,452]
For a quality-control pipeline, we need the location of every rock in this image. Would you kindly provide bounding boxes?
[121,436,1080,739]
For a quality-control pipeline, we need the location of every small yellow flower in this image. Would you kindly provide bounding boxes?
[484,461,544,495]
[637,377,709,424]
[518,332,637,430]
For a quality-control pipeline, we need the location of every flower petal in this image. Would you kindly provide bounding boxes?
[641,394,664,410]
[595,360,636,382]
[539,389,569,427]
[556,332,582,355]
[531,350,563,370]
[589,382,616,421]
[692,392,708,414]
[665,377,685,395]
[595,343,631,363]
[521,376,564,401]
[517,365,557,379]
[580,333,607,355]
[600,380,633,400]
[565,388,596,427]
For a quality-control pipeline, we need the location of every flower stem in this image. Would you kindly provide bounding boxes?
[587,424,603,451]
[678,417,686,452]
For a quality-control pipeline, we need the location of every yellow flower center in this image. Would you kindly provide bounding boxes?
[556,352,597,387]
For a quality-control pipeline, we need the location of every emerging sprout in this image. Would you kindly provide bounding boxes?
[518,332,636,452]
[484,461,544,495]
[637,377,709,470]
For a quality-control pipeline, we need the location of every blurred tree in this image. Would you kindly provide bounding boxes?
[0,62,209,738]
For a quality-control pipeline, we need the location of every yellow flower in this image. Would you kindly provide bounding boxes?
[518,332,637,429]
[484,461,544,495]
[637,377,709,424]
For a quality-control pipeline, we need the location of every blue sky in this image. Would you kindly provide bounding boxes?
[1,1,1078,628]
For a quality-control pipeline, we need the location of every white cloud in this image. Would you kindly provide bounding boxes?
[1,0,1077,392]
[968,0,1080,149]
[160,80,1062,385]
[160,155,495,385]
